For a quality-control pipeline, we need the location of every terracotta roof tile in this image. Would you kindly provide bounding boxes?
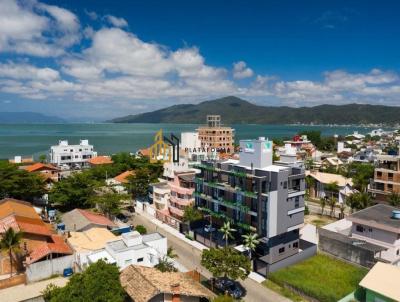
[77,209,116,227]
[114,170,135,184]
[88,156,113,165]
[24,163,59,173]
[0,198,39,220]
[120,265,214,302]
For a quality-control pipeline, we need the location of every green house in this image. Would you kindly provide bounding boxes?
[359,262,400,302]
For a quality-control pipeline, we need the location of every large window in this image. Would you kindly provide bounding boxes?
[278,247,285,254]
[356,225,364,232]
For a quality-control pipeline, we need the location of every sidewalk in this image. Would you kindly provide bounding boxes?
[0,276,68,302]
[136,207,267,283]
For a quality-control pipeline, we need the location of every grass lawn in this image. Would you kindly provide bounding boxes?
[263,280,306,302]
[266,253,368,302]
[304,214,336,228]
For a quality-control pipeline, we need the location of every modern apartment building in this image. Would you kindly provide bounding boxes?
[369,154,400,202]
[168,171,195,220]
[197,115,234,154]
[50,140,97,168]
[194,137,315,274]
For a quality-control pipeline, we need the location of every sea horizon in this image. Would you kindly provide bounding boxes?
[0,123,391,160]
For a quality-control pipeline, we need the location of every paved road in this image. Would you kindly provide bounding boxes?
[131,213,291,302]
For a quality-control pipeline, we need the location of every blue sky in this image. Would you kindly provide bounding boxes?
[1,0,400,120]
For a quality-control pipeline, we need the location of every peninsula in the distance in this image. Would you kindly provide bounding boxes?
[109,96,400,125]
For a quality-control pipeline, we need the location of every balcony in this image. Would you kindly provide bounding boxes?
[168,205,184,217]
[170,195,193,207]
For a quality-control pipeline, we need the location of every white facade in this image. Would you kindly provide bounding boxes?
[337,142,351,153]
[50,140,97,168]
[104,232,167,269]
[181,132,209,162]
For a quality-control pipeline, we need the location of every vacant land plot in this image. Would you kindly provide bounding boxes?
[266,253,368,302]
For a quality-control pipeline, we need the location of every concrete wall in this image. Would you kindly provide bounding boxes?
[26,255,74,283]
[318,228,377,268]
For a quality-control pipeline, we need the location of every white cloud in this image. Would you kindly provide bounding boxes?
[0,0,80,57]
[105,15,128,28]
[233,61,254,79]
[2,0,400,115]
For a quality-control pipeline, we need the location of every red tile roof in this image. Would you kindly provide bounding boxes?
[24,163,59,173]
[25,235,72,264]
[78,209,116,227]
[15,216,52,236]
[114,170,135,184]
[88,156,113,165]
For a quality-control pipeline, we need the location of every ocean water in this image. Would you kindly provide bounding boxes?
[0,123,380,159]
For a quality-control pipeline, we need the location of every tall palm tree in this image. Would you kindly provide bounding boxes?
[220,221,236,247]
[346,193,359,213]
[319,198,326,215]
[242,233,259,260]
[328,197,337,217]
[0,228,23,277]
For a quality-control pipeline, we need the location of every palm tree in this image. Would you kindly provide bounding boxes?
[388,192,400,207]
[242,233,259,260]
[319,198,326,215]
[359,192,372,209]
[339,202,346,219]
[328,197,337,217]
[346,193,359,213]
[0,228,23,277]
[220,221,236,247]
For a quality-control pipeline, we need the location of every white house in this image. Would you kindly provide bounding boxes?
[69,229,167,271]
[50,140,97,168]
[306,170,356,203]
[104,231,167,269]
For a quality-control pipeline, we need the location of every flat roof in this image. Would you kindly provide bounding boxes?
[348,204,400,233]
[359,262,400,301]
[87,249,116,264]
[107,239,148,252]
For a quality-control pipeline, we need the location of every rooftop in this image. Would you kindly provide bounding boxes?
[120,265,215,302]
[348,204,400,234]
[359,262,400,301]
[88,156,113,165]
[114,170,135,184]
[305,170,353,186]
[68,227,117,252]
[62,209,116,231]
[23,163,60,173]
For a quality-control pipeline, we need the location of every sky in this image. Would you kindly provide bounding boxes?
[1,0,400,120]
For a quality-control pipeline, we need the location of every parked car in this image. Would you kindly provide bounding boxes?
[116,213,129,223]
[204,225,216,233]
[214,277,245,299]
[63,268,73,277]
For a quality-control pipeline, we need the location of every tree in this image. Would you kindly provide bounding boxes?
[42,260,125,302]
[388,192,400,207]
[242,233,259,260]
[346,192,372,213]
[155,247,178,273]
[201,247,251,281]
[319,198,326,215]
[339,202,346,219]
[134,225,147,234]
[49,172,97,210]
[0,228,23,277]
[344,163,374,192]
[90,192,129,217]
[126,168,151,200]
[0,161,46,201]
[324,182,339,199]
[305,176,315,198]
[327,197,337,217]
[38,154,47,163]
[182,206,203,223]
[220,221,236,247]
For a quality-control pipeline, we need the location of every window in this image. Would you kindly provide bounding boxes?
[137,257,144,262]
[368,228,373,232]
[283,181,288,189]
[397,250,399,256]
[293,241,299,248]
[377,171,382,178]
[295,196,300,208]
[278,247,285,254]
[356,225,364,232]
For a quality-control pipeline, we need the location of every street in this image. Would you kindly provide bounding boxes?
[131,213,291,302]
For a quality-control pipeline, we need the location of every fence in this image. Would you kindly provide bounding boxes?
[0,273,26,289]
[254,239,317,277]
[26,255,74,283]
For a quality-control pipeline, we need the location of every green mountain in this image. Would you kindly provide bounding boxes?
[109,96,400,125]
[0,112,66,123]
